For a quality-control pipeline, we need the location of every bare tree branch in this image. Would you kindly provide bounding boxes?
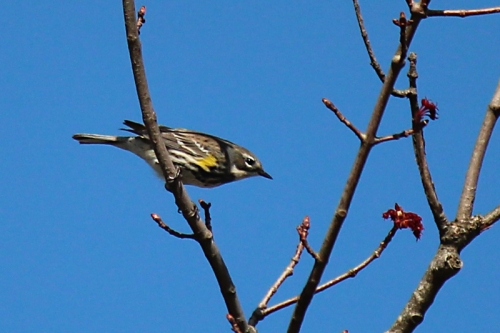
[405,52,448,234]
[351,0,408,98]
[122,2,249,331]
[456,80,500,222]
[298,217,320,261]
[387,79,500,333]
[386,216,484,333]
[312,225,397,292]
[482,204,500,230]
[428,6,500,18]
[323,98,365,142]
[374,127,418,145]
[198,199,213,231]
[386,244,462,333]
[260,225,398,321]
[352,0,385,81]
[151,213,196,239]
[392,12,412,60]
[248,217,309,327]
[123,3,178,185]
[287,5,427,331]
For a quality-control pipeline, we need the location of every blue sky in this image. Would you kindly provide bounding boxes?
[2,1,500,332]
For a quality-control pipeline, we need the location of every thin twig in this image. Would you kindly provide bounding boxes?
[405,52,448,234]
[392,89,411,98]
[456,80,500,221]
[248,217,309,327]
[298,217,319,261]
[351,0,407,98]
[136,6,146,34]
[264,226,398,319]
[258,241,304,307]
[151,214,196,239]
[199,200,212,232]
[374,127,419,145]
[262,217,309,307]
[122,2,249,331]
[482,204,500,231]
[428,6,500,18]
[313,225,397,291]
[352,0,385,81]
[323,98,365,142]
[392,12,412,56]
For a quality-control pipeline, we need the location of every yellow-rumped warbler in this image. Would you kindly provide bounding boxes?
[72,120,272,187]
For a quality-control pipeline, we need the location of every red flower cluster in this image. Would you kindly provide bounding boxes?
[383,203,424,240]
[413,98,439,125]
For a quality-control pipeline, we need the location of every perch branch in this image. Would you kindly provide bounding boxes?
[122,2,249,331]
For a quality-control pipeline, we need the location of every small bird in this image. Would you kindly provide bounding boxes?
[72,120,272,188]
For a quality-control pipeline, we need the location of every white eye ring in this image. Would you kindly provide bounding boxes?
[245,157,255,166]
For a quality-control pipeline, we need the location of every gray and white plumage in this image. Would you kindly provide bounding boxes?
[72,120,272,187]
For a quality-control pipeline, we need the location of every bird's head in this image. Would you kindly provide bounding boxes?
[230,148,272,181]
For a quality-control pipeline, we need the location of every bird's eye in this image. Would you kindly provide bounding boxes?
[245,157,255,166]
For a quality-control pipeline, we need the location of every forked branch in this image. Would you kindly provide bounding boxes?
[248,217,310,327]
[288,7,427,332]
[387,80,500,333]
[258,225,398,322]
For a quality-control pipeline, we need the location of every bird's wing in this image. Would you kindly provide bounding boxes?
[164,131,214,157]
[121,120,232,160]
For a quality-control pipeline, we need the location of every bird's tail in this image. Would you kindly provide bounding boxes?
[72,134,125,145]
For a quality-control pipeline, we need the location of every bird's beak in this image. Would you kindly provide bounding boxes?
[258,169,273,180]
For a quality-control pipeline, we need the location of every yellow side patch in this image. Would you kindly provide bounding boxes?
[197,154,218,172]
